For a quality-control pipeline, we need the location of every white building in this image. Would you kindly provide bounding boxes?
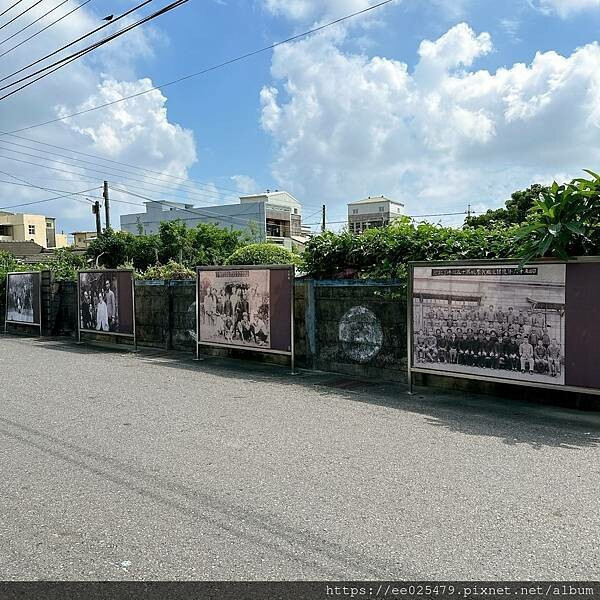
[347,195,405,234]
[120,190,308,250]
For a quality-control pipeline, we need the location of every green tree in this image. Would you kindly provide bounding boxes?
[465,184,548,228]
[226,243,297,266]
[86,229,134,268]
[516,170,600,262]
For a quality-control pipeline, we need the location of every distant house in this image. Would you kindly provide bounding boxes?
[347,196,405,234]
[0,211,68,248]
[120,190,309,251]
[71,231,99,249]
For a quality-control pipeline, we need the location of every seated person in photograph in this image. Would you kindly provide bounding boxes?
[475,330,486,367]
[519,337,534,374]
[434,329,447,363]
[547,339,561,377]
[534,340,549,374]
[252,314,268,345]
[498,334,510,370]
[415,330,427,361]
[457,331,469,365]
[223,317,234,342]
[425,330,438,362]
[237,312,254,343]
[506,335,520,371]
[464,328,476,366]
[483,333,499,369]
[447,333,458,364]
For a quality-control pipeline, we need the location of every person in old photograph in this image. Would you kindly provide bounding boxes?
[79,273,120,333]
[6,273,37,324]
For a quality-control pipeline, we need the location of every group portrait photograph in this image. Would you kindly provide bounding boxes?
[412,264,566,385]
[78,271,122,334]
[198,269,271,350]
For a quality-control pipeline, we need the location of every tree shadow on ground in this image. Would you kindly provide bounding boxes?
[24,338,600,451]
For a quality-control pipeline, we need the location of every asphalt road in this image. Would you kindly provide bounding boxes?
[1,336,599,580]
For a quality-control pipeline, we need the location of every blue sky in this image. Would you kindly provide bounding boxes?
[2,0,600,232]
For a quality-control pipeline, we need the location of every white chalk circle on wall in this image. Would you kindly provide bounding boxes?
[339,306,383,364]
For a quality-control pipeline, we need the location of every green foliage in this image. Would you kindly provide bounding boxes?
[37,247,87,281]
[225,243,297,266]
[516,170,600,262]
[141,260,195,280]
[87,221,248,271]
[465,184,548,228]
[302,220,520,280]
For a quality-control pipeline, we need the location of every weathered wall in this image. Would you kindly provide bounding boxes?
[307,280,407,381]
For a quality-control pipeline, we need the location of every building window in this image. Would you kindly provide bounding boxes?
[352,209,358,214]
[28,225,36,235]
[378,206,384,212]
[46,221,53,228]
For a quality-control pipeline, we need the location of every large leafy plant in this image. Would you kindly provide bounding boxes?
[515,170,600,262]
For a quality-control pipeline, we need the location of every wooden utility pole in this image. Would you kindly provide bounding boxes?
[103,180,111,230]
[92,201,102,236]
[321,204,326,233]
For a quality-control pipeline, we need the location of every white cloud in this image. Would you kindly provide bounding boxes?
[260,22,600,220]
[0,0,198,234]
[537,0,600,17]
[231,175,259,194]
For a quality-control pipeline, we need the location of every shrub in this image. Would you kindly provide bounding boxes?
[141,260,195,280]
[302,220,520,280]
[225,243,297,266]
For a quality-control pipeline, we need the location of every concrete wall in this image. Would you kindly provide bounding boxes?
[300,280,407,381]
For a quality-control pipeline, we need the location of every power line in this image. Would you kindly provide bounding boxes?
[0,0,45,33]
[0,1,26,19]
[4,0,393,132]
[0,147,243,205]
[0,0,188,101]
[0,138,240,201]
[0,0,93,60]
[0,0,153,85]
[0,131,319,205]
[0,0,69,47]
[0,185,99,210]
[0,168,98,201]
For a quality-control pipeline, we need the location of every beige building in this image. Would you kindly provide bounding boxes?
[71,231,98,249]
[347,195,405,234]
[0,211,68,248]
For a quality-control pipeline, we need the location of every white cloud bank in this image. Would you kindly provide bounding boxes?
[260,23,600,221]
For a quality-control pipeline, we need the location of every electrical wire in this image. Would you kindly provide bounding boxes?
[0,168,98,201]
[0,185,99,210]
[0,0,26,19]
[4,0,393,132]
[0,0,93,59]
[0,0,153,84]
[0,0,45,33]
[0,0,188,100]
[0,0,69,47]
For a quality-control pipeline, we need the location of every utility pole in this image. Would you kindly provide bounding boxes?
[92,200,102,236]
[467,203,472,220]
[321,204,326,233]
[103,180,111,231]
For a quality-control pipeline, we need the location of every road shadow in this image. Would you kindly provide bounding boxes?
[18,337,600,451]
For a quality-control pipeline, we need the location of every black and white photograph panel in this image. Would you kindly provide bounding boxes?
[79,272,120,333]
[412,264,566,385]
[199,269,271,350]
[6,273,39,325]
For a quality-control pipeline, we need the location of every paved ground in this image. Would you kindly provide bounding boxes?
[1,335,599,580]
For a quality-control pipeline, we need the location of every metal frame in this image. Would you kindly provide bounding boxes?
[407,257,600,397]
[4,271,42,335]
[196,264,295,365]
[77,269,137,349]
